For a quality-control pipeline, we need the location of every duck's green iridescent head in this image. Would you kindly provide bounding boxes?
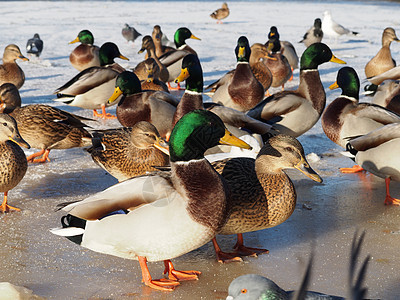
[70,30,94,45]
[169,110,251,162]
[174,27,201,48]
[108,71,142,104]
[99,42,129,66]
[330,67,360,100]
[300,43,346,70]
[174,54,203,92]
[235,36,251,63]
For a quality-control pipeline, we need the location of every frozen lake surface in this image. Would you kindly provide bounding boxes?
[0,1,400,299]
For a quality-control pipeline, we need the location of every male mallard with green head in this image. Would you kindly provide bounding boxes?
[55,42,129,119]
[69,30,100,71]
[247,43,346,137]
[51,110,251,291]
[0,114,30,212]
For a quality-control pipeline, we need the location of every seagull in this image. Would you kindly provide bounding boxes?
[121,23,142,44]
[322,11,358,40]
[299,18,323,47]
[26,33,43,58]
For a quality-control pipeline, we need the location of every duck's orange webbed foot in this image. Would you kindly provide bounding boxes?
[163,260,201,281]
[27,149,51,163]
[232,233,269,257]
[340,165,365,173]
[0,192,20,213]
[93,108,117,119]
[212,238,243,264]
[138,256,179,292]
[384,178,400,206]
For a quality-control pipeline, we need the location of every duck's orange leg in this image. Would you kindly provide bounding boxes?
[168,82,184,91]
[212,237,242,264]
[138,256,179,291]
[340,165,365,173]
[27,149,51,163]
[163,260,201,281]
[0,191,20,213]
[93,104,117,119]
[289,67,294,81]
[232,233,269,257]
[384,178,400,206]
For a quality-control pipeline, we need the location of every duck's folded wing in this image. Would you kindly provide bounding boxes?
[158,50,188,67]
[54,67,118,95]
[58,173,174,221]
[353,103,400,124]
[205,70,234,91]
[349,123,400,151]
[148,90,180,106]
[246,92,304,121]
[367,66,400,85]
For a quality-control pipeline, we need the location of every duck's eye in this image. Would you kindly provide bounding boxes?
[285,147,293,152]
[3,122,7,127]
[241,289,247,294]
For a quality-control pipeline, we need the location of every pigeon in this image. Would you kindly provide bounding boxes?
[26,33,43,57]
[121,23,142,43]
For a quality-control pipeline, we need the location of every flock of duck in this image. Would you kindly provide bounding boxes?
[0,2,399,298]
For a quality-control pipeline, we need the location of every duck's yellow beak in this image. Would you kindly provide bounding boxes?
[153,137,170,155]
[69,37,80,44]
[119,54,129,61]
[238,46,245,58]
[175,67,189,83]
[294,157,323,183]
[330,55,346,64]
[329,81,339,90]
[190,34,201,41]
[264,54,277,61]
[19,55,29,62]
[108,86,123,104]
[138,48,145,54]
[10,132,30,149]
[219,129,252,150]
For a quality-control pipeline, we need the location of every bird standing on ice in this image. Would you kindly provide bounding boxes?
[322,11,358,41]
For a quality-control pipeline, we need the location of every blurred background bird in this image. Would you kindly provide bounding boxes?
[121,23,142,45]
[210,2,229,24]
[26,33,43,58]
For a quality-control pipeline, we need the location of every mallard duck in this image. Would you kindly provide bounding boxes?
[152,25,175,58]
[322,10,358,40]
[226,232,369,300]
[0,113,29,213]
[249,44,273,93]
[247,43,346,137]
[108,71,180,138]
[0,83,93,163]
[55,42,129,119]
[50,110,251,291]
[86,121,169,181]
[345,123,400,205]
[26,33,43,58]
[0,44,28,89]
[158,27,201,90]
[210,2,229,24]
[263,27,293,89]
[138,35,169,83]
[206,36,265,112]
[133,58,169,92]
[121,23,141,44]
[69,30,101,71]
[210,134,322,263]
[299,18,323,48]
[322,67,400,149]
[371,80,400,114]
[365,27,399,79]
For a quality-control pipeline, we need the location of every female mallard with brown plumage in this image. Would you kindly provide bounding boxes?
[51,110,251,291]
[133,58,169,92]
[87,121,169,182]
[69,30,101,72]
[151,25,175,58]
[211,134,322,263]
[246,43,346,137]
[206,36,265,112]
[0,113,30,213]
[0,83,93,163]
[55,42,129,119]
[0,44,28,89]
[365,27,399,79]
[210,2,229,24]
[249,44,273,94]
